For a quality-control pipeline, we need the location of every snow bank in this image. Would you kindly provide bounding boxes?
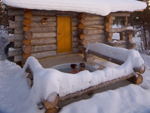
[21,43,144,102]
[85,43,144,67]
[3,0,146,16]
[59,84,150,113]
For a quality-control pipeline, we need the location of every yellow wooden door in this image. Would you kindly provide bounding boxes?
[57,16,72,53]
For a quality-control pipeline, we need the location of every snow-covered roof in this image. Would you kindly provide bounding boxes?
[3,0,146,16]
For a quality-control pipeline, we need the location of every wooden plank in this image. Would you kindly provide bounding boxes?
[8,34,23,42]
[30,27,57,33]
[72,31,78,37]
[32,32,57,38]
[85,34,105,41]
[73,42,79,48]
[31,16,56,22]
[31,51,57,59]
[31,38,57,46]
[59,73,135,101]
[73,48,79,53]
[84,24,105,29]
[85,16,104,21]
[72,37,79,42]
[32,44,57,53]
[9,21,23,28]
[14,28,23,34]
[84,20,104,26]
[15,16,24,21]
[30,21,57,27]
[8,9,24,16]
[110,12,130,17]
[8,48,23,57]
[14,55,22,62]
[31,10,56,16]
[14,41,23,48]
[109,27,127,33]
[84,29,104,35]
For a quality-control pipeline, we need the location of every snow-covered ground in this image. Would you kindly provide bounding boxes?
[0,31,150,113]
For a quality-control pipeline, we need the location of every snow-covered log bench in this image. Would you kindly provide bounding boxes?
[22,43,145,111]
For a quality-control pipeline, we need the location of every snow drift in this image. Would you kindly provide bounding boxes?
[3,0,146,16]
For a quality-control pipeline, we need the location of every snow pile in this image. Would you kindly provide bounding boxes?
[3,0,146,16]
[60,84,150,113]
[85,43,144,66]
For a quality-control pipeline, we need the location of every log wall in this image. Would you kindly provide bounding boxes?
[7,9,80,63]
[77,13,106,53]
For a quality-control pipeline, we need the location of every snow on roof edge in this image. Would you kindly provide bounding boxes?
[3,0,147,16]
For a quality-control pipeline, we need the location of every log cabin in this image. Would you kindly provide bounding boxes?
[2,0,146,65]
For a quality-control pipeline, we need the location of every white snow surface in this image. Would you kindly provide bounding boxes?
[3,0,146,16]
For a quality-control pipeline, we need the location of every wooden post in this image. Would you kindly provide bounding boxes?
[105,15,115,42]
[22,11,33,65]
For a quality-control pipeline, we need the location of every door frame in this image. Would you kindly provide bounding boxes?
[56,15,73,55]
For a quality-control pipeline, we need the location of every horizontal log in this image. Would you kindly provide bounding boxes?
[31,51,57,59]
[24,31,33,40]
[8,9,24,16]
[109,27,127,33]
[59,73,135,101]
[73,42,79,48]
[72,26,78,31]
[44,94,59,109]
[23,53,31,59]
[23,26,30,31]
[14,28,23,34]
[84,20,104,26]
[31,16,56,22]
[78,39,87,45]
[24,12,32,19]
[8,34,23,42]
[23,18,32,26]
[85,34,105,41]
[8,48,23,57]
[72,21,78,26]
[87,38,105,43]
[78,13,87,19]
[32,32,57,38]
[78,45,85,53]
[31,38,57,46]
[79,19,85,24]
[128,74,143,85]
[84,29,104,35]
[133,64,146,74]
[85,16,104,21]
[73,48,79,53]
[23,39,31,45]
[110,12,130,17]
[31,10,56,16]
[15,16,24,21]
[30,21,57,27]
[72,37,79,42]
[84,24,105,29]
[23,45,32,54]
[30,27,56,33]
[79,34,85,39]
[14,55,22,62]
[72,31,78,37]
[14,41,23,48]
[9,21,23,28]
[32,44,57,53]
